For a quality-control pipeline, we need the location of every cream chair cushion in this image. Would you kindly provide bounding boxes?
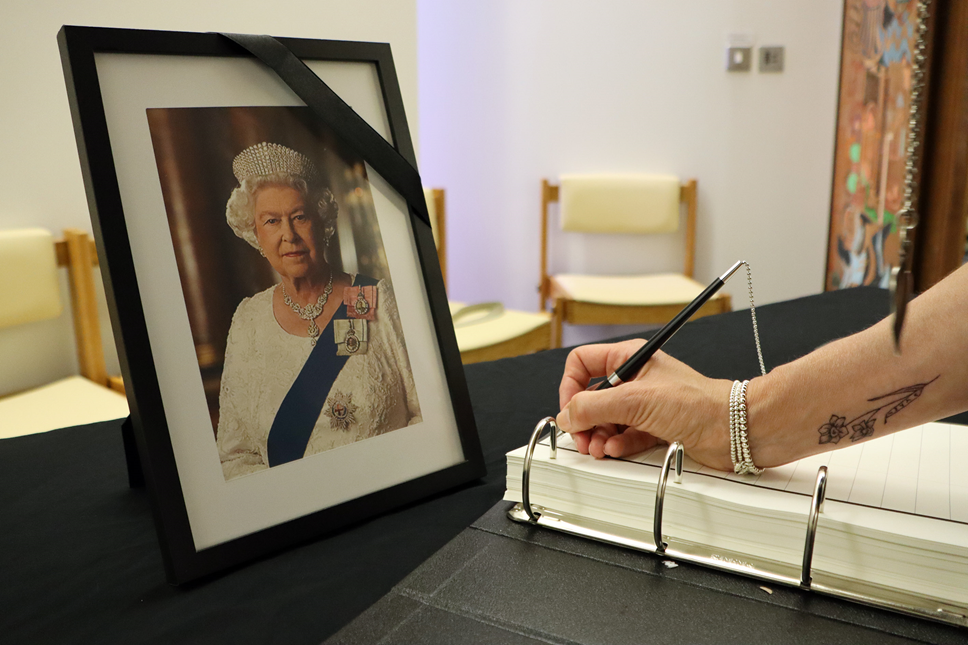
[0,376,128,438]
[554,273,726,306]
[559,174,681,234]
[449,302,551,352]
[0,229,62,329]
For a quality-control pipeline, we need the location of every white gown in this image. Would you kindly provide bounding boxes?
[216,277,421,480]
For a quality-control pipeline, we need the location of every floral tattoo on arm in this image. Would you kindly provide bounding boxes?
[818,376,940,445]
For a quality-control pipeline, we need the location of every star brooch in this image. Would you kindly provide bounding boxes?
[324,391,357,431]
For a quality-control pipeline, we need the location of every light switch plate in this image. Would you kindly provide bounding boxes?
[726,46,752,72]
[759,46,784,72]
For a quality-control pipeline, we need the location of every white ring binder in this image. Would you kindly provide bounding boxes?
[508,428,967,627]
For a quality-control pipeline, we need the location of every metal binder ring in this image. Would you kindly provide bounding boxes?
[800,465,828,588]
[521,417,559,523]
[653,442,684,555]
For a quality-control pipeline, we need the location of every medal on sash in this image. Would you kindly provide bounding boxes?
[354,287,370,316]
[335,319,368,356]
[344,285,377,321]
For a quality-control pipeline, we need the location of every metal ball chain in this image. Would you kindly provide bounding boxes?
[727,263,767,475]
[742,262,767,377]
[898,0,931,245]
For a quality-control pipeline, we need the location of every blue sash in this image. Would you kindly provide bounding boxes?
[266,275,378,467]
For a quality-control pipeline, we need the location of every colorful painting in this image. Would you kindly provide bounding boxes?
[826,0,921,290]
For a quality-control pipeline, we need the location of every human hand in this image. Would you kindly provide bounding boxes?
[555,340,734,471]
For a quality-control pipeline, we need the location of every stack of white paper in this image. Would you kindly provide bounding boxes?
[505,423,968,614]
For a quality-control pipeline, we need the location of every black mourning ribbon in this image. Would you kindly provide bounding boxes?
[220,32,430,228]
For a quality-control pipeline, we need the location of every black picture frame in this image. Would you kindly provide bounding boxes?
[58,25,484,585]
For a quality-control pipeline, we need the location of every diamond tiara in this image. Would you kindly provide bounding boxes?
[232,142,319,184]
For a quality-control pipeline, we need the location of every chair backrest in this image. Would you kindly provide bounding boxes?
[58,229,108,387]
[0,229,62,329]
[424,187,447,287]
[540,176,697,310]
[0,228,108,388]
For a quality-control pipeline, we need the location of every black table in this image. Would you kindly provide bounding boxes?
[2,287,964,645]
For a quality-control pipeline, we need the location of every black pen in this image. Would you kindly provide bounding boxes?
[587,260,745,391]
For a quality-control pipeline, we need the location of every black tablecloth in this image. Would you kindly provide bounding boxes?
[2,287,964,644]
[329,503,966,645]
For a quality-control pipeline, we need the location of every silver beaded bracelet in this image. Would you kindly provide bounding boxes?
[729,379,763,475]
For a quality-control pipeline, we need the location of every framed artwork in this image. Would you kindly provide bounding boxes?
[58,25,483,584]
[825,0,928,290]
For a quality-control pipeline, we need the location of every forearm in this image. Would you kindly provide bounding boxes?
[748,264,968,467]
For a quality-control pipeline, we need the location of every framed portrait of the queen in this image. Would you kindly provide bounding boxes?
[146,109,424,481]
[59,26,483,584]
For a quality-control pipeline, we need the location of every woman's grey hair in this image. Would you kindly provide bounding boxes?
[225,171,339,250]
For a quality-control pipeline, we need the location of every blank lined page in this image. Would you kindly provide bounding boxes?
[951,430,968,523]
[547,421,966,522]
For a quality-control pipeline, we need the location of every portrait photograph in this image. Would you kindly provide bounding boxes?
[62,32,481,577]
[146,106,422,482]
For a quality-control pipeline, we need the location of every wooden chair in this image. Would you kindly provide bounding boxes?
[0,228,127,437]
[425,188,553,364]
[540,175,731,347]
[425,188,447,288]
[55,229,127,393]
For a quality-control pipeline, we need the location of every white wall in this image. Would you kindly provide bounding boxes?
[0,0,417,394]
[418,0,843,346]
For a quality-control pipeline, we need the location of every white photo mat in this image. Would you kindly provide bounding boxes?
[95,52,464,550]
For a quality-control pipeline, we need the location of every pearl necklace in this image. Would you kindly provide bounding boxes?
[281,272,334,346]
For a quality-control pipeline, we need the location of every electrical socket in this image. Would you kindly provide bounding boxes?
[726,46,752,72]
[759,46,784,72]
